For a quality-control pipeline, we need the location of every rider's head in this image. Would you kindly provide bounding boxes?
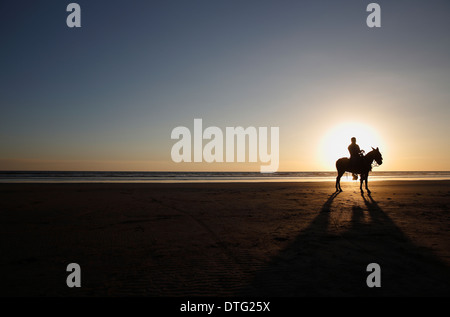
[351,137,356,143]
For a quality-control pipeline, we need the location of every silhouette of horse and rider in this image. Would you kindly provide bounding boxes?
[335,137,383,194]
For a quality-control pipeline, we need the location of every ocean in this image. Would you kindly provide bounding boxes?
[0,171,449,183]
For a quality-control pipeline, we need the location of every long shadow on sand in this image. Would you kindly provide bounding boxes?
[241,192,450,296]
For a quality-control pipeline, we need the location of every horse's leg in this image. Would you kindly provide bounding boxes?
[360,175,364,193]
[336,170,344,192]
[335,159,348,192]
[366,174,371,195]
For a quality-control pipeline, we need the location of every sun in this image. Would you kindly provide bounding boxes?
[319,122,385,170]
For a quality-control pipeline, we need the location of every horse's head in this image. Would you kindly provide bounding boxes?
[371,147,383,165]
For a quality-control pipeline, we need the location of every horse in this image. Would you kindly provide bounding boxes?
[335,147,383,194]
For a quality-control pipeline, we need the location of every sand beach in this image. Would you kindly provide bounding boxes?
[0,180,449,296]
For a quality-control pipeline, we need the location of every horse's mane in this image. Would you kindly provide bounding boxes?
[364,149,378,171]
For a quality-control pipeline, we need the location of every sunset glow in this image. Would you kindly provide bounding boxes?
[1,1,449,173]
[319,122,386,171]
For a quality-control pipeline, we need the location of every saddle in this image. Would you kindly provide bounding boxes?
[349,156,364,174]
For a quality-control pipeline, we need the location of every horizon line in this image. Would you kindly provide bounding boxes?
[1,170,450,173]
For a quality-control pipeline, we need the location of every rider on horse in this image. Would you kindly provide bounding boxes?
[335,140,383,194]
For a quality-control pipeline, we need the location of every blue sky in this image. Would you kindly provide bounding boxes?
[1,0,449,171]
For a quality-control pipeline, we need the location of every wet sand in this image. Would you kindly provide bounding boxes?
[0,180,449,296]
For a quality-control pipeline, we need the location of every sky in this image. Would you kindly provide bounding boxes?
[1,0,449,172]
